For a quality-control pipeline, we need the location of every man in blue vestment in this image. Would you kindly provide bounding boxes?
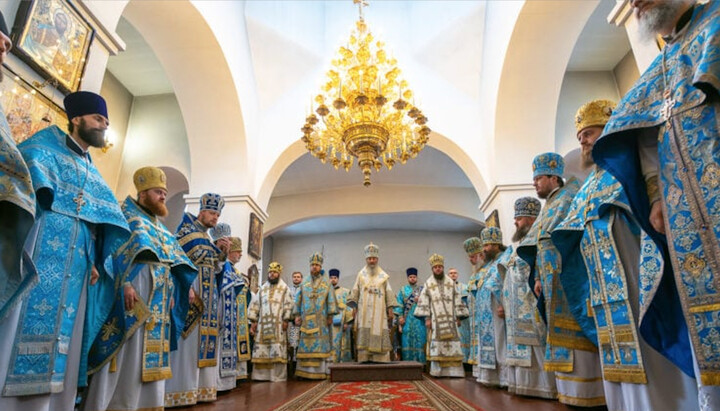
[0,12,37,321]
[554,99,698,410]
[328,269,353,363]
[475,227,510,388]
[0,91,130,411]
[517,153,605,407]
[216,236,251,390]
[165,193,229,407]
[394,267,427,363]
[593,1,719,408]
[84,166,197,411]
[293,253,337,379]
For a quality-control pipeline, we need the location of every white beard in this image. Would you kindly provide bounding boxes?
[637,0,688,43]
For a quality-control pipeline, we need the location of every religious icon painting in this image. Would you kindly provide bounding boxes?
[11,0,94,94]
[0,65,68,144]
[248,212,263,260]
[248,264,259,295]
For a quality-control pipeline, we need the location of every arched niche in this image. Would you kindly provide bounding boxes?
[113,0,249,195]
[493,0,600,185]
[256,131,489,211]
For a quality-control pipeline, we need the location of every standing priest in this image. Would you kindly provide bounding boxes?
[414,254,468,377]
[0,91,130,411]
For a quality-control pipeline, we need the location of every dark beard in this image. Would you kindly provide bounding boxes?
[269,277,279,285]
[512,225,531,243]
[433,272,444,280]
[483,249,498,262]
[77,118,106,148]
[141,196,168,217]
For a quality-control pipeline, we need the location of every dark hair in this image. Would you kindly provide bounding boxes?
[499,244,508,252]
[67,121,74,133]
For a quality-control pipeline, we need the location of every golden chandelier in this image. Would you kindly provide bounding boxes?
[301,0,430,187]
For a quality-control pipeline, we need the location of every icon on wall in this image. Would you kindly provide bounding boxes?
[247,212,263,260]
[11,0,95,94]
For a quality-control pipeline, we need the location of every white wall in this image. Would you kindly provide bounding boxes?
[267,229,479,294]
[554,71,620,156]
[115,93,191,199]
[96,71,134,193]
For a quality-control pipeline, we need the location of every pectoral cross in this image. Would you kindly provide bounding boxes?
[662,89,675,122]
[74,191,86,213]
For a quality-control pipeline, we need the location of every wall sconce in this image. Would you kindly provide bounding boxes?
[102,127,117,153]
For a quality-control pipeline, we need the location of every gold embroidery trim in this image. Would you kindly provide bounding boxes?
[688,303,720,313]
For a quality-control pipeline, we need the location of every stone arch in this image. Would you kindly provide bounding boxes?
[256,131,489,210]
[493,0,599,185]
[116,0,249,195]
[159,166,190,231]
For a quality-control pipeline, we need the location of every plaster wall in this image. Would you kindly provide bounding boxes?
[613,51,641,97]
[265,185,483,236]
[267,229,478,294]
[95,71,134,193]
[115,93,191,199]
[555,71,620,156]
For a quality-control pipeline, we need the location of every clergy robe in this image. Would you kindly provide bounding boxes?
[248,279,293,382]
[593,2,720,408]
[165,213,223,406]
[84,197,197,411]
[394,284,427,363]
[466,265,482,377]
[293,272,337,379]
[347,265,397,363]
[553,166,698,411]
[414,274,469,377]
[0,105,36,321]
[499,243,557,399]
[287,283,302,359]
[475,249,510,387]
[330,286,353,363]
[217,261,251,390]
[456,282,471,364]
[0,126,129,411]
[517,180,606,408]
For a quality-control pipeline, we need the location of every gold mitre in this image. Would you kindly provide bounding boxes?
[133,166,167,192]
[428,253,444,267]
[575,99,616,133]
[229,237,242,253]
[268,261,283,274]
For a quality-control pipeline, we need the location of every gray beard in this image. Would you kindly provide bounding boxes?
[366,265,381,276]
[637,0,687,43]
[512,225,531,243]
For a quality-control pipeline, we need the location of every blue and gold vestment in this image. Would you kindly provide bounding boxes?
[592,1,720,383]
[394,284,427,363]
[88,197,197,382]
[476,249,511,370]
[293,272,337,378]
[176,212,223,368]
[0,104,36,321]
[518,179,597,372]
[552,167,660,383]
[219,261,251,378]
[3,126,130,396]
[331,286,353,363]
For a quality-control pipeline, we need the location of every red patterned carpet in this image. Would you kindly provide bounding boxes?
[274,376,482,411]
